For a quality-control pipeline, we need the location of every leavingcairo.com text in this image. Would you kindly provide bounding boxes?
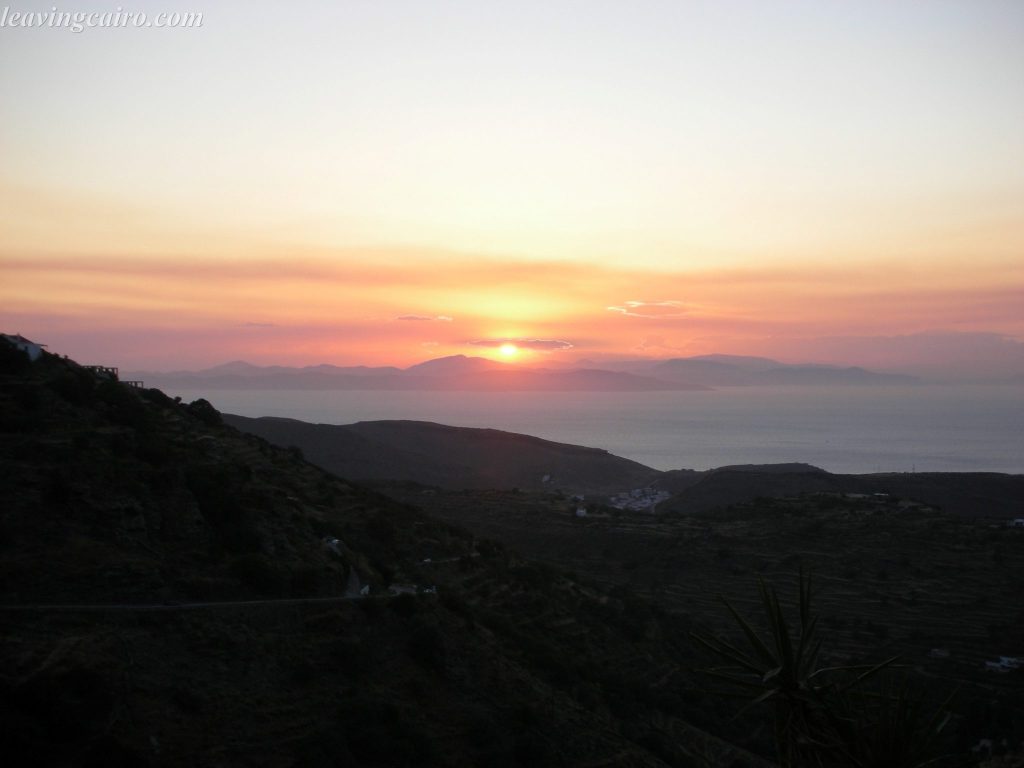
[0,6,203,32]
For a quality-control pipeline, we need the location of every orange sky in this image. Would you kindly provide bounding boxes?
[1,1,1022,373]
[4,240,1022,370]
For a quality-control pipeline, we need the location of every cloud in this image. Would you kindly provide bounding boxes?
[396,314,454,322]
[469,338,574,351]
[607,300,688,318]
[242,321,276,328]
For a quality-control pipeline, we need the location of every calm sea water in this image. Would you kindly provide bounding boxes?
[167,385,1024,474]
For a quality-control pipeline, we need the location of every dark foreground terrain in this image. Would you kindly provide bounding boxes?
[0,346,770,767]
[2,343,1022,766]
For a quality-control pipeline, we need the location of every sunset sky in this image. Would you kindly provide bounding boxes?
[2,0,1022,374]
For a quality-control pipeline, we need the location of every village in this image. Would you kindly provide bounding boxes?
[607,487,671,512]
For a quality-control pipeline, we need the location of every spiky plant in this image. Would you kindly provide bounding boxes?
[691,572,953,768]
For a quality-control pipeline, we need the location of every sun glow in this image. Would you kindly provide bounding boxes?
[499,343,519,358]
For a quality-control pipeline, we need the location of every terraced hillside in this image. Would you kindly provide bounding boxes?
[387,484,1024,757]
[657,467,1024,518]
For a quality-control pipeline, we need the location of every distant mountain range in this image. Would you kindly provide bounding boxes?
[129,353,917,392]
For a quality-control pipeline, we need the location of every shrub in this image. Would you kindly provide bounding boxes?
[692,573,954,768]
[187,398,222,426]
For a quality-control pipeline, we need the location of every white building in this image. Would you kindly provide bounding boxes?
[1,333,45,361]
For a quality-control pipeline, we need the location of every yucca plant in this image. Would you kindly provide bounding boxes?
[828,676,956,768]
[691,572,953,768]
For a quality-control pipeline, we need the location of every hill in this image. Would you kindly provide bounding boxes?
[222,415,662,494]
[0,342,770,767]
[657,467,1024,518]
[402,354,507,376]
[224,412,1022,519]
[386,483,1024,760]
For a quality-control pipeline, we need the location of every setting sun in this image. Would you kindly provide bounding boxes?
[1,3,1022,763]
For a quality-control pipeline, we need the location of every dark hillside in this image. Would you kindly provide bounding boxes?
[0,346,768,767]
[855,471,1024,519]
[659,468,1024,518]
[391,484,1024,760]
[227,412,1022,519]
[224,414,662,494]
[657,468,852,515]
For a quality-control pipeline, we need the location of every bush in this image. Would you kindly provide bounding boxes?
[187,398,222,426]
[140,387,176,408]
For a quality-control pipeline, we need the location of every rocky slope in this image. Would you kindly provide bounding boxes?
[0,343,767,767]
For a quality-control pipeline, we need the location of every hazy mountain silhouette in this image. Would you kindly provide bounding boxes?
[127,353,917,391]
[402,354,506,376]
[652,357,916,387]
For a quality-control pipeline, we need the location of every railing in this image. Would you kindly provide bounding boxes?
[84,365,119,379]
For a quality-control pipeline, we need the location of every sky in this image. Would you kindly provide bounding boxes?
[1,0,1023,375]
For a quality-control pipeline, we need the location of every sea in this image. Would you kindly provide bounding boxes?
[165,384,1024,475]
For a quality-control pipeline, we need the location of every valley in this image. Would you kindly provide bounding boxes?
[2,342,1022,766]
